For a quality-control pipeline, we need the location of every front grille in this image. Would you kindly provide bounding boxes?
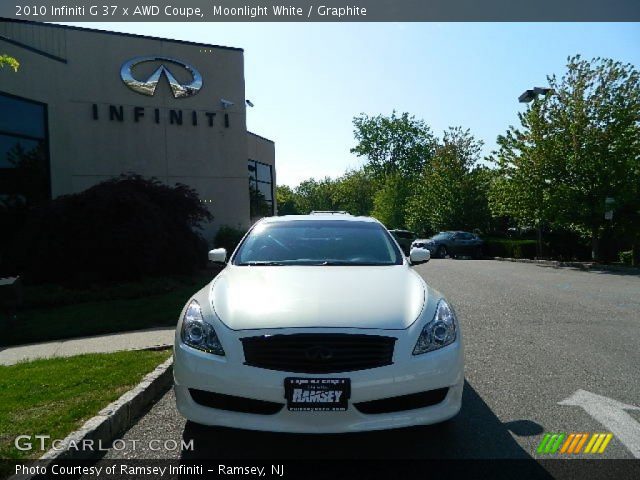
[241,333,396,373]
[354,388,449,414]
[189,389,284,415]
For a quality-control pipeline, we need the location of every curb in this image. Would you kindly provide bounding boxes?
[492,257,592,270]
[42,355,173,461]
[491,257,640,274]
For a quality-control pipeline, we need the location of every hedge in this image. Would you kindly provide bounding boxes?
[619,250,633,265]
[483,237,537,259]
[10,175,212,284]
[213,225,247,254]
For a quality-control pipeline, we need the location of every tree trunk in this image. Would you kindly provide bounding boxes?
[536,223,543,259]
[591,227,600,262]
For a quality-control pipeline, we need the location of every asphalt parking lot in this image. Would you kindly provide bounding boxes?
[95,260,639,467]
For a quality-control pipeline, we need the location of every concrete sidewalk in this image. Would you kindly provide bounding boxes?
[0,327,175,366]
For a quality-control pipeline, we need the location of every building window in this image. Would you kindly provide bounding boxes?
[248,159,273,217]
[0,92,50,206]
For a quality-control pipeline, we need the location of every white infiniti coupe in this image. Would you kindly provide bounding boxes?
[174,213,464,433]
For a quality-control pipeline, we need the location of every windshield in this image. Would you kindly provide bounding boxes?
[431,232,453,241]
[233,220,403,266]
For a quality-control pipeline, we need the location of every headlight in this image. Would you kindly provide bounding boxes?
[181,300,225,355]
[413,299,457,355]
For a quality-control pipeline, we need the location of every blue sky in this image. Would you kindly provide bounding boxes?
[67,22,640,186]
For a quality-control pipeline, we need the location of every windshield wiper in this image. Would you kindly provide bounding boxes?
[318,261,389,266]
[238,261,286,266]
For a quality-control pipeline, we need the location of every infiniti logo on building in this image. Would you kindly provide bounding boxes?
[120,56,203,98]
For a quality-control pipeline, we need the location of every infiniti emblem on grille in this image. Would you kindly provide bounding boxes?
[305,346,333,361]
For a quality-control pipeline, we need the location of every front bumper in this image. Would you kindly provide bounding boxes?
[174,328,464,433]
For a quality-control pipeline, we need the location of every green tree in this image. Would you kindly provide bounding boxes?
[351,111,436,179]
[0,54,19,72]
[275,185,299,215]
[406,127,489,234]
[488,95,560,255]
[294,177,338,214]
[331,168,376,216]
[371,172,412,229]
[351,111,436,227]
[548,56,640,260]
[490,55,640,260]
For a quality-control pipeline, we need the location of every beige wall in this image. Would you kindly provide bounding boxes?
[1,21,274,242]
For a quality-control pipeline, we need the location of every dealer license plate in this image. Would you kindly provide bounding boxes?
[285,378,350,411]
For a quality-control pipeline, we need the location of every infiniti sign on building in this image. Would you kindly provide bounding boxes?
[120,56,203,98]
[0,19,276,238]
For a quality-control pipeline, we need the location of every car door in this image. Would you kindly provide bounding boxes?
[450,232,471,255]
[449,233,461,255]
[461,233,478,254]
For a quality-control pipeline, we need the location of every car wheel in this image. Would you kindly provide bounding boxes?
[438,246,448,258]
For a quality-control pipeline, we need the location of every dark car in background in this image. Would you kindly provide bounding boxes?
[389,229,418,255]
[412,231,484,259]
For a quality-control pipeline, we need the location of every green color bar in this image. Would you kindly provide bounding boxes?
[549,433,566,453]
[537,434,552,454]
[544,434,559,453]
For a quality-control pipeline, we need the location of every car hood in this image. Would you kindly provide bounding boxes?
[209,265,427,331]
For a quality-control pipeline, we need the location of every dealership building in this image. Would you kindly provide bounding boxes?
[0,19,276,239]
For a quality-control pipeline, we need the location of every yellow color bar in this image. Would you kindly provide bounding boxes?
[597,433,613,454]
[584,433,599,453]
[590,434,606,453]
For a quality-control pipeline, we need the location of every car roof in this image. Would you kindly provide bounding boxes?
[260,214,380,224]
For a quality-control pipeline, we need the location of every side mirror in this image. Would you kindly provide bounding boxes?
[409,247,430,265]
[208,248,227,263]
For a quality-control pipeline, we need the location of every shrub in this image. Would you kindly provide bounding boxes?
[483,237,537,259]
[619,250,633,265]
[214,225,247,254]
[545,229,591,261]
[13,175,212,284]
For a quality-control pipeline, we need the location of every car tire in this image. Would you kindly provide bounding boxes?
[438,246,448,258]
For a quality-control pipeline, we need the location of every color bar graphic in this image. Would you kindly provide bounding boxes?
[537,432,613,455]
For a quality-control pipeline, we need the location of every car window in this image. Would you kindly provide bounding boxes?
[234,220,404,266]
[431,232,452,241]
